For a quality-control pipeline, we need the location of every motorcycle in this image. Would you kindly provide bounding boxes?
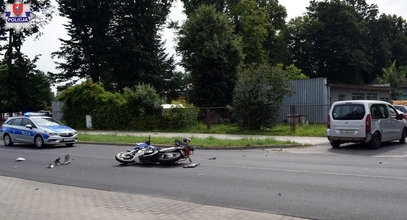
[115,137,194,165]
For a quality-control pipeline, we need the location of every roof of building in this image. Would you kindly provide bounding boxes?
[329,84,391,91]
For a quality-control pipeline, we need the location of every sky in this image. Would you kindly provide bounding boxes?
[20,0,407,88]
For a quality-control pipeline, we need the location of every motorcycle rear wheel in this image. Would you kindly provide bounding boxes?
[157,152,182,165]
[115,152,136,164]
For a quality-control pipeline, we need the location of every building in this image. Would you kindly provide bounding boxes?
[279,78,391,124]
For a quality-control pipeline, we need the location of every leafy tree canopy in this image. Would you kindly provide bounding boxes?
[233,63,292,130]
[379,61,407,99]
[0,57,53,112]
[177,4,243,107]
[0,0,54,113]
[288,0,379,84]
[53,0,175,94]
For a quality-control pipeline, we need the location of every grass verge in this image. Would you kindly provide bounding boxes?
[78,134,297,148]
[155,123,326,137]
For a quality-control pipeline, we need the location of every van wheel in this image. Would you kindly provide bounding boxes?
[330,141,341,148]
[399,128,407,144]
[368,132,381,149]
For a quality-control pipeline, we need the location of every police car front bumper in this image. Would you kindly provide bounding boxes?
[45,134,78,145]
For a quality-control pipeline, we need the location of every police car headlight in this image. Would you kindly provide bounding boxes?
[45,130,58,136]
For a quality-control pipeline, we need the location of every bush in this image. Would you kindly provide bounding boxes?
[161,101,199,129]
[57,80,199,130]
[57,79,108,128]
[233,64,293,130]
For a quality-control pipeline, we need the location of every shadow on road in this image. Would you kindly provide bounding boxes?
[0,144,75,150]
[113,162,190,169]
[327,141,406,156]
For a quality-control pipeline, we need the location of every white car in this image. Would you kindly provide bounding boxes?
[327,100,407,149]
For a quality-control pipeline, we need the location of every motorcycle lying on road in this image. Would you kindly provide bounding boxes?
[115,137,194,165]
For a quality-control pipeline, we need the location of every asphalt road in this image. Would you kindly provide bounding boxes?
[1,142,407,220]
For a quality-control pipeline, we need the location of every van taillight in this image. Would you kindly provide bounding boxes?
[365,114,371,131]
[327,115,330,129]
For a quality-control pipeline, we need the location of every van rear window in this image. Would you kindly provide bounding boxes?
[332,104,365,120]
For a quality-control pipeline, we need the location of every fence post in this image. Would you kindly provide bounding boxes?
[290,105,296,132]
[206,107,212,130]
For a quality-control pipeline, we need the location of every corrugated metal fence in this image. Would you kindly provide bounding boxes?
[199,104,330,129]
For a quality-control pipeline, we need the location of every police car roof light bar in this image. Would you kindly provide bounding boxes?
[24,112,49,117]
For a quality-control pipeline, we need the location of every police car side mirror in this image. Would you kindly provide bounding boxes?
[25,124,32,129]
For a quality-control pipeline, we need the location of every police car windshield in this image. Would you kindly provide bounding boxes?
[30,117,64,126]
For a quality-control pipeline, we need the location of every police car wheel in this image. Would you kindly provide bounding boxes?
[34,135,44,148]
[3,134,13,146]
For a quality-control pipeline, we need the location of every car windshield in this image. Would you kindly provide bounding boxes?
[332,104,365,120]
[30,117,64,126]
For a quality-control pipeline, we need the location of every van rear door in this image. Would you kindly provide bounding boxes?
[330,103,366,138]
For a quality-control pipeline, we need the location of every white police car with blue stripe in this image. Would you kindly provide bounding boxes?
[0,112,77,147]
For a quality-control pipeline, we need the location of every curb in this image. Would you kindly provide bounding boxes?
[77,141,304,150]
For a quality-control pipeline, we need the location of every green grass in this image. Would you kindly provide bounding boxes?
[166,123,326,137]
[78,134,296,148]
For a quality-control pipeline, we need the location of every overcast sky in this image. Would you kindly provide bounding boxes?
[21,0,407,81]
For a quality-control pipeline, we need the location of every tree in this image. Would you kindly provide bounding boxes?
[53,0,175,93]
[0,0,54,112]
[228,0,270,64]
[0,57,53,113]
[181,0,227,15]
[233,63,292,130]
[379,61,406,100]
[177,5,243,107]
[287,0,378,84]
[180,0,289,66]
[368,14,407,77]
[258,0,290,65]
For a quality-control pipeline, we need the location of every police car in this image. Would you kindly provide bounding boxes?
[0,112,77,147]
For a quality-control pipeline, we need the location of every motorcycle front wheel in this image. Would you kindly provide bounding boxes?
[157,152,182,165]
[115,152,136,164]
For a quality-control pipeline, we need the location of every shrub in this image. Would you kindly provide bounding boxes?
[161,101,199,129]
[233,64,293,130]
[57,81,199,130]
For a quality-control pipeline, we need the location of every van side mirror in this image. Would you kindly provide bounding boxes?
[396,114,404,120]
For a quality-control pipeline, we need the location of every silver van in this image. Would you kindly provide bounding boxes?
[327,100,407,148]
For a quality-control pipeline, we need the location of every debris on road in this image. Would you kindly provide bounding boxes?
[183,163,200,168]
[62,154,71,165]
[54,157,61,165]
[209,157,216,160]
[15,157,26,162]
[47,154,71,169]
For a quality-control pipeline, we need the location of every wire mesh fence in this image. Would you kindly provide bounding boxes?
[198,104,330,129]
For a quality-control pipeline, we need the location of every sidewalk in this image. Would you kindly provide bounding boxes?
[78,130,329,146]
[0,175,307,220]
